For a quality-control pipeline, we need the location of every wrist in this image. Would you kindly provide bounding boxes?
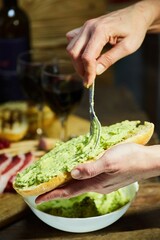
[135,0,160,33]
[142,145,160,179]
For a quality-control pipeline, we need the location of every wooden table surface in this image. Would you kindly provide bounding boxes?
[0,85,160,240]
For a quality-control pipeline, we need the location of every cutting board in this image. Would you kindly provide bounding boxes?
[0,193,27,228]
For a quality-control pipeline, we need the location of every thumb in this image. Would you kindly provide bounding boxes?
[71,156,108,180]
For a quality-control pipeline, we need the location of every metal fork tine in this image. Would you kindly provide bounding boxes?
[89,81,101,148]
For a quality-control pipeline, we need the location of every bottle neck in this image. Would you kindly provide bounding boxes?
[2,0,18,8]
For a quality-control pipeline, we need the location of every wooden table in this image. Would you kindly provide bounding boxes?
[0,86,160,240]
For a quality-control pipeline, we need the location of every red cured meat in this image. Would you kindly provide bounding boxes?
[0,154,25,193]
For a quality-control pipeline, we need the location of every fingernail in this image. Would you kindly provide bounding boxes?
[84,82,90,88]
[96,64,105,75]
[71,169,81,179]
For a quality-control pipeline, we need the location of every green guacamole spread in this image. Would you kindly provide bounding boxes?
[14,120,143,189]
[37,189,131,218]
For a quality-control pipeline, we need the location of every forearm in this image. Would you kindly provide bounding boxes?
[135,0,160,33]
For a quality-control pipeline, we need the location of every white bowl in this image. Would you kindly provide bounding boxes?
[24,182,139,233]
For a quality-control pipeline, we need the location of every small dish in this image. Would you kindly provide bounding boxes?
[24,182,139,233]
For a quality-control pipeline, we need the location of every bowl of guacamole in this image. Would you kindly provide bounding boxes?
[24,182,139,233]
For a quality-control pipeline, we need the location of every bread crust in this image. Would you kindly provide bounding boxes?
[14,172,72,197]
[123,122,154,145]
[13,122,154,197]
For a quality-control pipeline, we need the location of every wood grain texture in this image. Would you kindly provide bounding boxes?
[0,193,27,228]
[22,0,107,49]
[68,229,160,240]
[0,0,107,49]
[129,182,160,213]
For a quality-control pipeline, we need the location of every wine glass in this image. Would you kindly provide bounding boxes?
[17,50,52,138]
[41,59,84,141]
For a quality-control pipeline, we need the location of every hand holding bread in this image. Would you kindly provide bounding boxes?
[13,120,156,203]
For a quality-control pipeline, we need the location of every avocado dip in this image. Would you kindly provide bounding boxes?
[14,120,142,189]
[37,189,132,218]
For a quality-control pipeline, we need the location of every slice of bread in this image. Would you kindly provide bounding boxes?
[13,120,154,197]
[0,105,28,142]
[0,101,54,141]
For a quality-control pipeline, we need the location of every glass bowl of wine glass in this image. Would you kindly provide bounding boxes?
[17,50,54,139]
[41,59,84,140]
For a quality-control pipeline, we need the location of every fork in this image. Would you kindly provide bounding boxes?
[89,80,101,148]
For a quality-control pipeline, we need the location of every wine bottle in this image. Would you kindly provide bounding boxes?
[0,0,30,103]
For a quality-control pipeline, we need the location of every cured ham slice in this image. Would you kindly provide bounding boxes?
[0,154,25,193]
[0,153,12,174]
[3,152,35,192]
[15,152,34,173]
[7,152,34,184]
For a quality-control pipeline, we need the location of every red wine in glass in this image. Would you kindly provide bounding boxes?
[41,61,84,140]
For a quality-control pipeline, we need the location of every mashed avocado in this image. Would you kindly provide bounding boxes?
[37,189,131,218]
[14,120,143,188]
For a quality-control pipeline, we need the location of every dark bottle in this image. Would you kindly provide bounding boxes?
[0,0,30,103]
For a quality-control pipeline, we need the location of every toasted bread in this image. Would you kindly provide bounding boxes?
[0,101,54,141]
[13,120,154,197]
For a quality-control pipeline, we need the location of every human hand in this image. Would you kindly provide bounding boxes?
[36,143,159,204]
[66,2,153,87]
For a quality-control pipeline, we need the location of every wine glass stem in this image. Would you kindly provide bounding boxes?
[36,104,43,138]
[59,115,68,141]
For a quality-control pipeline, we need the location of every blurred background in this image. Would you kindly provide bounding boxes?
[0,0,160,136]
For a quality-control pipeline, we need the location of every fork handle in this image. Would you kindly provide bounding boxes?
[89,80,95,113]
